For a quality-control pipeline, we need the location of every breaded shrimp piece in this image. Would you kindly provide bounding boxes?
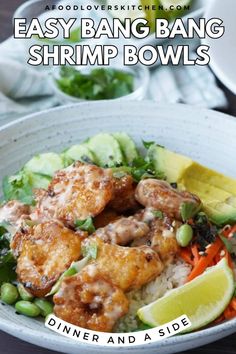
[135,179,201,220]
[31,162,114,227]
[53,268,129,332]
[94,216,149,246]
[109,174,139,213]
[94,209,120,229]
[132,216,181,263]
[0,200,30,228]
[11,221,85,297]
[83,237,163,291]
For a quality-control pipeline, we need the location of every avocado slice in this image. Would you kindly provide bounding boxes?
[148,145,236,225]
[147,145,193,184]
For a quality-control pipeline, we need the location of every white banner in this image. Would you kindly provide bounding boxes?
[45,314,191,346]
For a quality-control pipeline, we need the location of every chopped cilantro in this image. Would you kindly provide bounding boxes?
[82,242,98,260]
[131,156,165,182]
[0,223,16,285]
[3,171,34,205]
[152,210,163,219]
[142,140,155,149]
[56,67,134,100]
[75,217,95,234]
[180,202,200,222]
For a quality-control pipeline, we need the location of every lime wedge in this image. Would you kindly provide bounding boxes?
[137,259,234,331]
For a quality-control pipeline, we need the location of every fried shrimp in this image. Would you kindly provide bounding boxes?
[83,237,163,291]
[94,216,149,245]
[31,162,114,227]
[135,179,201,220]
[132,216,181,263]
[0,200,30,228]
[11,221,84,297]
[53,268,129,332]
[109,174,139,213]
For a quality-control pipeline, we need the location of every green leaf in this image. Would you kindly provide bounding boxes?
[0,224,16,285]
[75,217,95,234]
[130,156,165,182]
[81,242,98,260]
[3,172,34,205]
[142,140,155,149]
[180,202,200,222]
[152,210,163,219]
[0,263,16,285]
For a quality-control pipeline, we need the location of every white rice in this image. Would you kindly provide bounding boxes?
[115,258,191,332]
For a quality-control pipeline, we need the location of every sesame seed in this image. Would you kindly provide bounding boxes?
[228,233,233,238]
[172,221,176,227]
[220,250,225,257]
[199,251,205,256]
[205,244,211,249]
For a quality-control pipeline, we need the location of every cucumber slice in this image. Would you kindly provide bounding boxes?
[24,153,64,177]
[87,133,124,167]
[63,144,95,164]
[113,132,138,165]
[28,172,51,189]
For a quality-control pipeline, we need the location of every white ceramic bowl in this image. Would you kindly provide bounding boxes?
[0,101,236,354]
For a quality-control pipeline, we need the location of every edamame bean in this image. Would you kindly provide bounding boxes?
[17,284,34,301]
[33,298,53,317]
[1,283,19,305]
[176,224,193,247]
[15,301,41,317]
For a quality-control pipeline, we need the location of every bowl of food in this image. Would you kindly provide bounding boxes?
[51,63,150,102]
[0,101,236,354]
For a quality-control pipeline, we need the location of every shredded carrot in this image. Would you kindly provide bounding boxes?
[222,225,236,238]
[213,314,225,324]
[180,248,194,266]
[229,298,236,311]
[224,306,236,320]
[214,299,236,324]
[187,237,223,282]
[191,244,200,266]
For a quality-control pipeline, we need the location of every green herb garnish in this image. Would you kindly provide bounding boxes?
[75,217,95,234]
[142,140,155,149]
[131,156,165,182]
[180,202,200,222]
[56,67,134,100]
[81,242,98,260]
[3,172,34,205]
[152,210,163,219]
[0,223,16,285]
